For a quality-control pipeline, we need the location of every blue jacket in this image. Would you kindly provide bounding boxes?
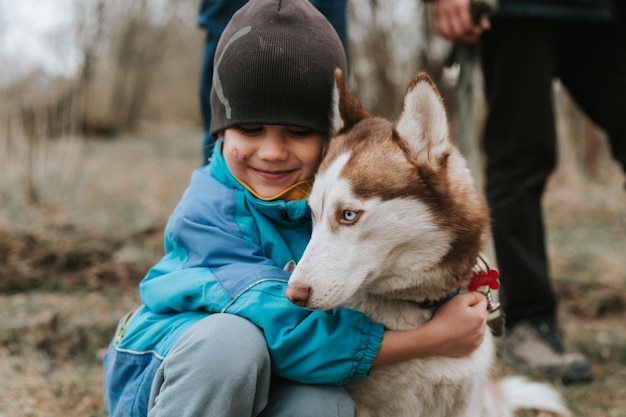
[108,140,384,389]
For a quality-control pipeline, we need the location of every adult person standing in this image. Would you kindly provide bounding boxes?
[432,0,625,385]
[197,0,348,164]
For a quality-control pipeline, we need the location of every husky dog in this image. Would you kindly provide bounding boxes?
[285,71,570,417]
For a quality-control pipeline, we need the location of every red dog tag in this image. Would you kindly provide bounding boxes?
[468,269,500,291]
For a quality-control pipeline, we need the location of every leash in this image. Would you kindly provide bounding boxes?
[446,0,498,190]
[416,288,460,310]
[447,0,504,336]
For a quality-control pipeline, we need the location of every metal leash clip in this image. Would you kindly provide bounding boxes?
[470,256,506,337]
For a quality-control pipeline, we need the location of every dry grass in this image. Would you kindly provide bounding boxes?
[0,127,624,417]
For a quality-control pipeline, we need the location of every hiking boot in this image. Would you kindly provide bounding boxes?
[499,319,593,385]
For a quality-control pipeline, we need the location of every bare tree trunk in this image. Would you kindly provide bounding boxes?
[110,11,144,130]
[124,22,171,130]
[107,0,177,131]
[20,107,41,205]
[75,0,106,134]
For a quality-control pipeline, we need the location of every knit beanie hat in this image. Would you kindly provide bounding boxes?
[210,0,348,136]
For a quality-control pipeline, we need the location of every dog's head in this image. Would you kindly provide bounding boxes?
[285,70,489,310]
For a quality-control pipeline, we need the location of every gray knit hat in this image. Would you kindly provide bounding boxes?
[210,0,348,136]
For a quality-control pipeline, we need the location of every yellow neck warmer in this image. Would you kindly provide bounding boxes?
[237,177,313,201]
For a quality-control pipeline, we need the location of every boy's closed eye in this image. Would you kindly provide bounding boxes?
[286,127,315,137]
[238,125,264,136]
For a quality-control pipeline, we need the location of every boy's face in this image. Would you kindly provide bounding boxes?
[223,125,326,199]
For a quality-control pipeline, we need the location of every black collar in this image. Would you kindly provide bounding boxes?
[416,288,460,309]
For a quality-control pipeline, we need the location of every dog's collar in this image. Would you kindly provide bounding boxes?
[416,288,460,309]
[415,257,501,310]
[414,260,500,310]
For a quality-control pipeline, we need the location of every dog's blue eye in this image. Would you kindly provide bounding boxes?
[342,210,360,223]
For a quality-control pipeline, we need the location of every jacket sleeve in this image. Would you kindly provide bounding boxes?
[226,280,385,385]
[138,170,384,385]
[140,222,384,384]
[140,213,384,385]
[140,168,283,313]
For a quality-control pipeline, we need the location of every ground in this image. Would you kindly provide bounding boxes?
[0,129,624,417]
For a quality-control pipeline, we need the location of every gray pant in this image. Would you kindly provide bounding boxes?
[148,313,356,417]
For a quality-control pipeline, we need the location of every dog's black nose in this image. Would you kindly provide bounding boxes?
[285,284,311,307]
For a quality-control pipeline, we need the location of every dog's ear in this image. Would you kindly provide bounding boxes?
[395,72,451,167]
[330,68,370,135]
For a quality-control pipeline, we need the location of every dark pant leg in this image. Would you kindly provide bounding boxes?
[557,21,626,180]
[480,19,560,328]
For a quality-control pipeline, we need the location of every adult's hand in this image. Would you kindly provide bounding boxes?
[432,0,491,43]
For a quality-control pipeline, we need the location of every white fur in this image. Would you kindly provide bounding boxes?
[301,155,453,311]
[287,73,570,417]
[395,78,450,167]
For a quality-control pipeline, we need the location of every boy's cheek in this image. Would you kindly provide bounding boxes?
[224,142,248,163]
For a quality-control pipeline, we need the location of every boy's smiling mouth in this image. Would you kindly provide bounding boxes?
[252,167,298,181]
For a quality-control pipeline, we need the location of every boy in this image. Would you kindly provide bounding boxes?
[103,1,488,416]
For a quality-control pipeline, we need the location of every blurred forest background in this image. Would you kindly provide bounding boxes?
[0,1,624,416]
[0,0,620,212]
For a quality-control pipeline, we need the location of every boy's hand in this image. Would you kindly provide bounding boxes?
[372,291,488,366]
[430,291,488,357]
